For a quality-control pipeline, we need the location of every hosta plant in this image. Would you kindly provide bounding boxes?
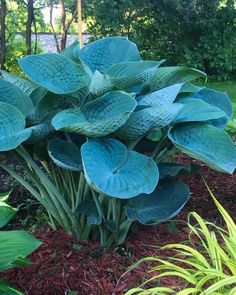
[0,192,41,294]
[0,37,236,247]
[125,183,236,295]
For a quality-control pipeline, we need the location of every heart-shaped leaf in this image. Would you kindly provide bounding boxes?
[190,88,232,119]
[174,98,226,123]
[81,139,159,199]
[137,83,183,106]
[18,53,91,94]
[77,37,141,73]
[0,78,33,117]
[125,180,189,224]
[168,123,236,173]
[48,139,82,171]
[0,103,32,151]
[149,66,206,91]
[117,103,183,140]
[185,87,233,128]
[52,91,137,137]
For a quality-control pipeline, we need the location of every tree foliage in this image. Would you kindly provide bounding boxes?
[84,0,236,79]
[0,0,46,72]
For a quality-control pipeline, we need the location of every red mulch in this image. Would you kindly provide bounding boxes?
[1,162,236,295]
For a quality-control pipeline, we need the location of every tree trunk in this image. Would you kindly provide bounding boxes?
[26,0,34,55]
[49,0,60,52]
[0,0,6,69]
[77,0,83,47]
[60,0,67,50]
[49,0,77,52]
[61,30,67,51]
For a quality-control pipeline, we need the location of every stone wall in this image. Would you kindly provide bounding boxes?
[31,33,92,52]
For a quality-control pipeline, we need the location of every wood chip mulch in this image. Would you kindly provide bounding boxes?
[1,160,236,295]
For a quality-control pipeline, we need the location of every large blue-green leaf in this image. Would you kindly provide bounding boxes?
[185,87,233,128]
[168,123,236,173]
[149,66,206,91]
[89,61,164,97]
[77,37,141,73]
[27,92,80,125]
[0,78,33,116]
[26,122,54,144]
[90,61,164,97]
[48,139,82,171]
[179,83,203,94]
[0,103,32,151]
[29,87,47,106]
[174,98,226,123]
[125,180,190,224]
[137,83,183,106]
[52,91,137,137]
[0,202,17,228]
[89,70,114,97]
[191,88,232,118]
[61,40,93,78]
[18,53,91,94]
[81,139,159,199]
[0,70,36,96]
[0,230,41,272]
[107,60,163,77]
[117,102,183,141]
[108,60,164,92]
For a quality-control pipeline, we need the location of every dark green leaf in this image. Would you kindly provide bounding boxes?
[125,180,189,224]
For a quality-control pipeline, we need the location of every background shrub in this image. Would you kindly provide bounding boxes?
[4,36,44,76]
[84,0,236,79]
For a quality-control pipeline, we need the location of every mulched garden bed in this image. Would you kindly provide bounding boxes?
[1,161,236,295]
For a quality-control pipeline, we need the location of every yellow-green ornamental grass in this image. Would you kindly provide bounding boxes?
[126,181,236,295]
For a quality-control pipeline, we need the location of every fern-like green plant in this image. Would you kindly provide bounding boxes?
[126,182,236,295]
